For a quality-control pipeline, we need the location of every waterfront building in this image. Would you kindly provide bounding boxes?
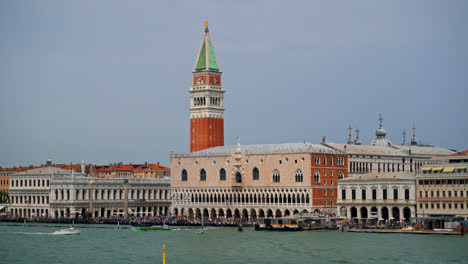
[417,156,468,218]
[49,175,171,218]
[327,115,455,178]
[171,141,348,219]
[337,172,416,221]
[9,166,69,218]
[190,22,224,152]
[8,159,171,219]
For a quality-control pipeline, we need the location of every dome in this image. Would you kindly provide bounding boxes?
[376,128,387,137]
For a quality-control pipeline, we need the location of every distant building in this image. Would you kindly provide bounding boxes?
[9,166,71,218]
[49,175,170,218]
[417,156,468,218]
[90,162,170,179]
[335,115,455,178]
[337,172,416,221]
[8,162,171,219]
[171,141,348,219]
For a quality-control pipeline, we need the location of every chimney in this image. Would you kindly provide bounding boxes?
[322,136,326,143]
[144,162,148,167]
[81,161,85,175]
[157,162,160,165]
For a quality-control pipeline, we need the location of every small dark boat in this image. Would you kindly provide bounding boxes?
[238,225,243,232]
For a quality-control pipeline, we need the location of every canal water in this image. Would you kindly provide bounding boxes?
[1,223,467,264]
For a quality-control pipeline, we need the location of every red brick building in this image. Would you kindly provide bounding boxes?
[310,153,348,208]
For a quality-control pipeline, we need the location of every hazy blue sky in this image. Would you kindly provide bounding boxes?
[1,0,467,167]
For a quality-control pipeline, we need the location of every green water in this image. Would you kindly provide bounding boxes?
[1,223,467,264]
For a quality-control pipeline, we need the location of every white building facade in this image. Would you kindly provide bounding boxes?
[9,166,171,219]
[337,172,417,221]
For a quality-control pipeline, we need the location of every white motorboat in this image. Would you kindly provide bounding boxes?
[53,227,80,235]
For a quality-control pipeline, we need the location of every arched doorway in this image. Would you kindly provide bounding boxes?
[370,207,378,219]
[203,208,209,218]
[210,208,217,218]
[293,209,299,215]
[219,209,225,217]
[350,207,357,218]
[403,207,411,220]
[250,209,257,220]
[227,209,232,218]
[340,207,347,217]
[195,208,201,218]
[234,209,240,218]
[188,208,194,218]
[174,208,179,216]
[392,207,400,220]
[267,209,273,217]
[360,207,368,219]
[275,209,282,217]
[242,209,248,219]
[284,209,290,216]
[381,207,389,220]
[259,209,265,218]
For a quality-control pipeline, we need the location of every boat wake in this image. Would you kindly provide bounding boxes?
[3,231,53,235]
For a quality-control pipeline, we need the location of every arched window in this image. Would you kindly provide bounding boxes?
[219,168,226,181]
[252,167,259,180]
[235,172,242,183]
[200,169,206,181]
[181,169,188,181]
[338,171,344,179]
[313,171,320,183]
[273,170,280,183]
[295,169,303,182]
[330,157,334,166]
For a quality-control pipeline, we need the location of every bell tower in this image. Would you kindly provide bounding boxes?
[190,22,225,152]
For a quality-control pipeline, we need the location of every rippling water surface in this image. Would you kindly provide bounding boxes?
[1,223,467,264]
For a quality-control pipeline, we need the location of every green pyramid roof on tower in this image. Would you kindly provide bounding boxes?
[194,25,220,71]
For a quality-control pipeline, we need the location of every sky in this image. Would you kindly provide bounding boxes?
[1,0,467,167]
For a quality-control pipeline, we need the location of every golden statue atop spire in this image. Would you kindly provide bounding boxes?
[204,21,208,28]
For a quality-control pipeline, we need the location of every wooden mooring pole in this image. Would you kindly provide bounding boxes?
[162,244,166,264]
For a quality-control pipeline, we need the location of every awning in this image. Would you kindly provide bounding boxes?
[432,168,443,172]
[421,168,432,172]
[456,166,467,170]
[0,206,5,210]
[443,167,455,173]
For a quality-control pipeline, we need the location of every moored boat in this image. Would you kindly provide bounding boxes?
[132,225,171,231]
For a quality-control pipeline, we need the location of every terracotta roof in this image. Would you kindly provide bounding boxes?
[134,164,170,171]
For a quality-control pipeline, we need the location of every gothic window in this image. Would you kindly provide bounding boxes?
[338,171,344,179]
[219,168,226,181]
[330,157,334,166]
[252,167,259,180]
[314,157,320,165]
[313,171,320,183]
[235,172,242,183]
[181,169,188,181]
[323,157,327,166]
[273,170,280,183]
[295,169,303,182]
[200,169,206,181]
